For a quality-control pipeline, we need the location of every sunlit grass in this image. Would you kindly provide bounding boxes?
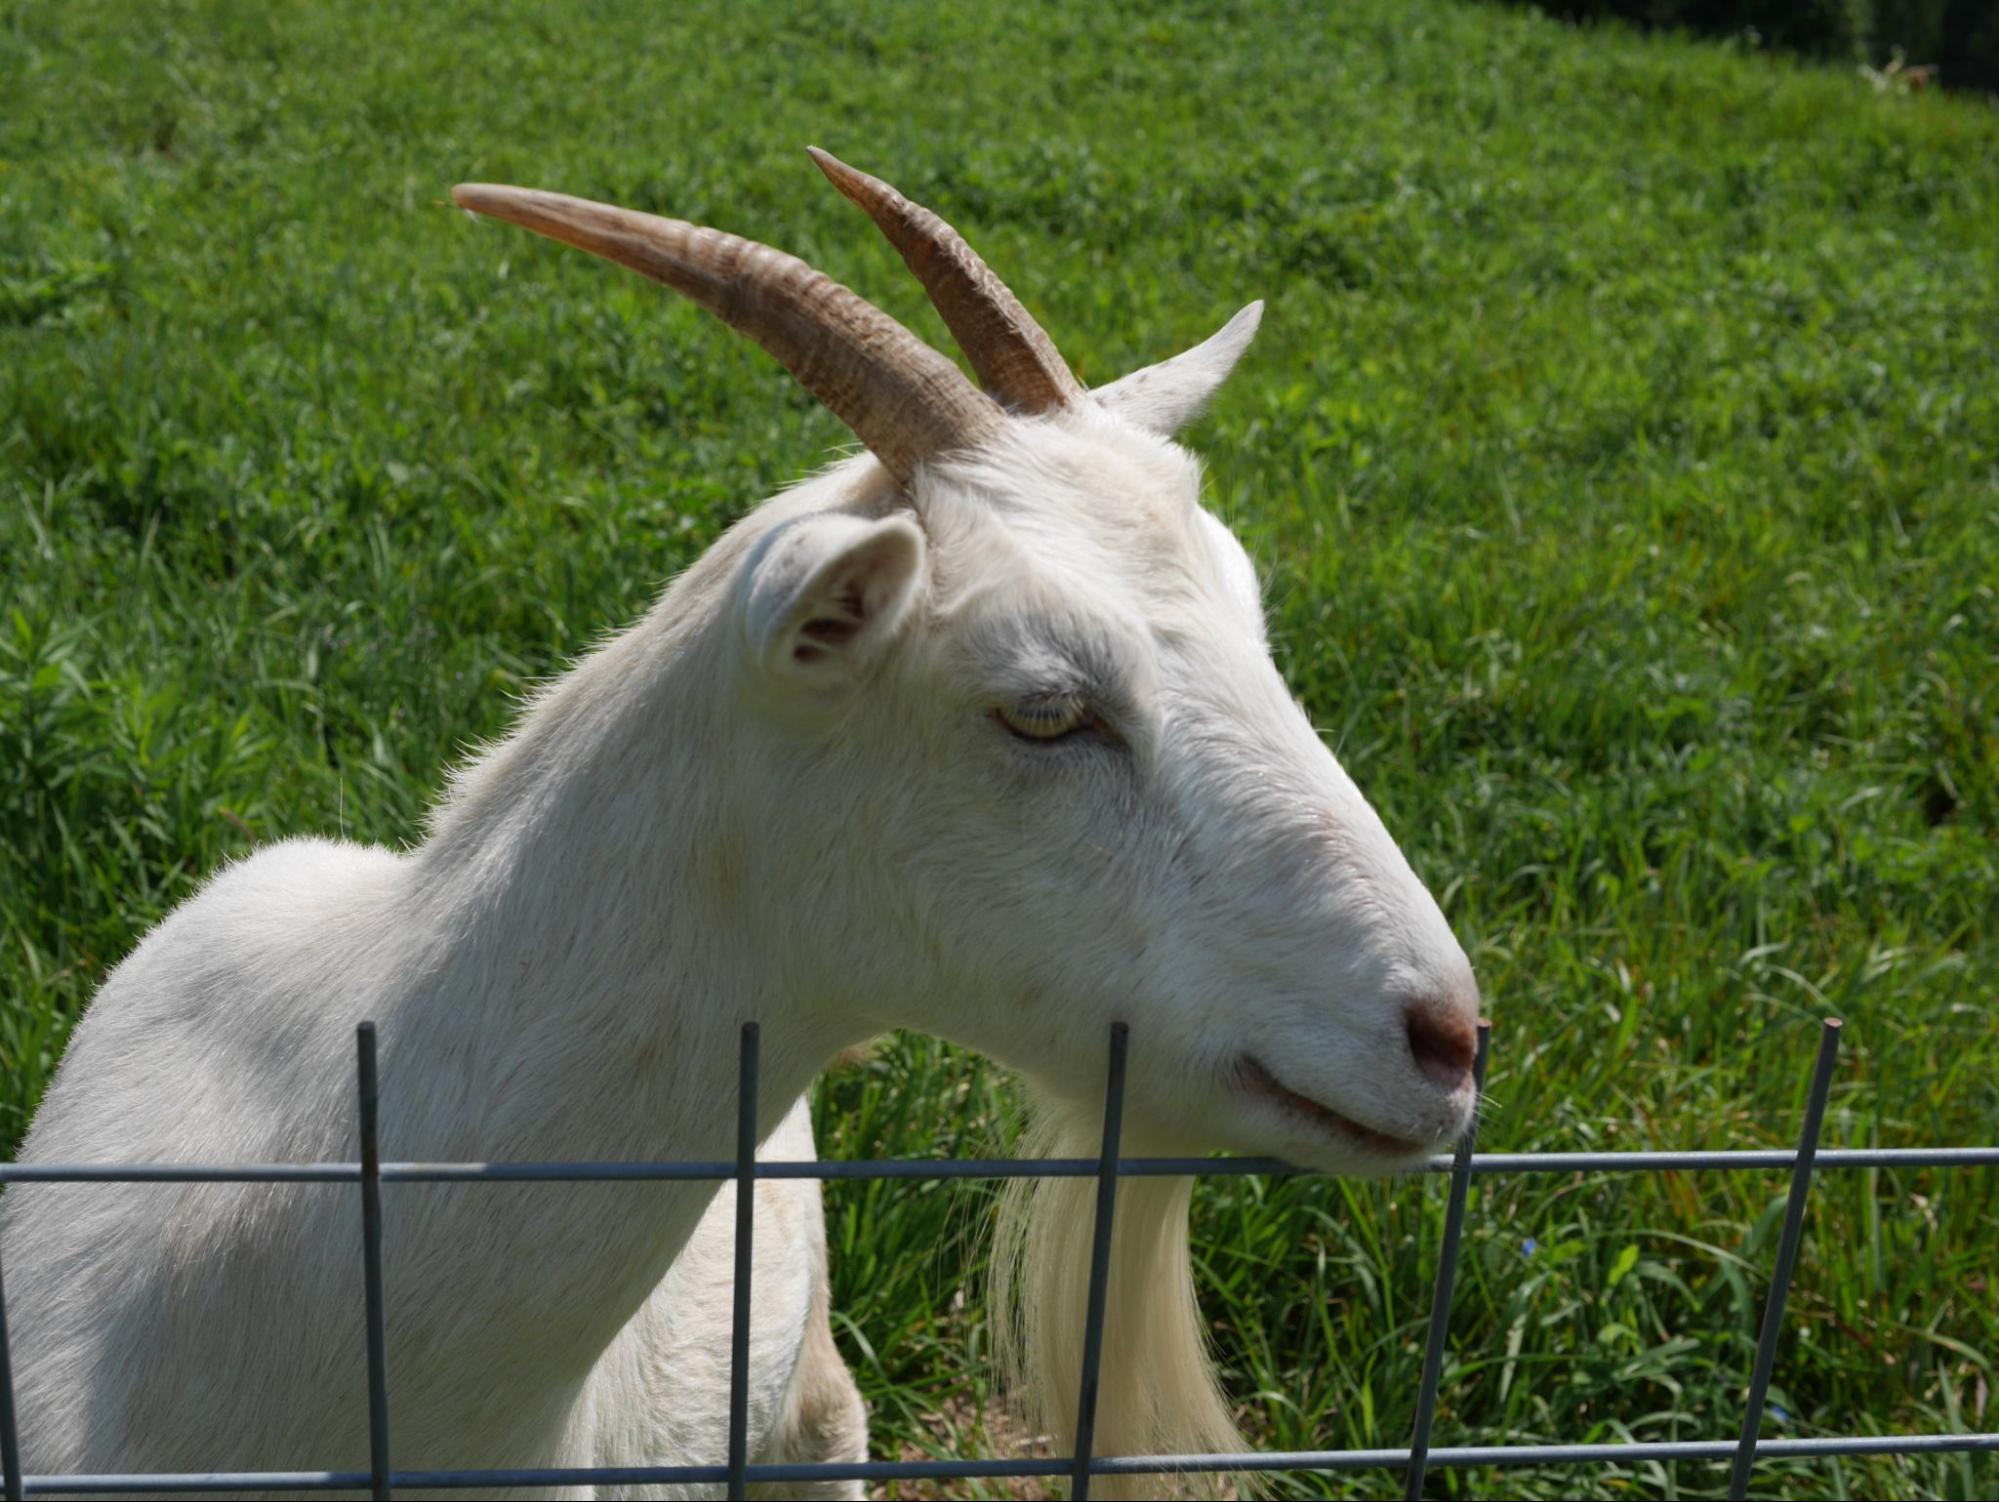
[3,2,1995,1496]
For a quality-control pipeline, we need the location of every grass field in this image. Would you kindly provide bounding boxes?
[4,1,1997,1497]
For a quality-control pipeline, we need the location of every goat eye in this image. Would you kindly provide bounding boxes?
[994,695,1091,743]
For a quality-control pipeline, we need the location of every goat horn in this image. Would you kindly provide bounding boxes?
[807,148,1086,414]
[450,184,1002,486]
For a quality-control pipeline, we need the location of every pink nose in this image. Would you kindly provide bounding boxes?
[1405,1003,1477,1092]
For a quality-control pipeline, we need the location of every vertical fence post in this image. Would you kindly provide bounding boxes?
[1403,1019,1491,1502]
[727,1022,761,1501]
[356,1023,392,1502]
[1727,1018,1842,1501]
[0,1241,24,1502]
[1069,1021,1131,1502]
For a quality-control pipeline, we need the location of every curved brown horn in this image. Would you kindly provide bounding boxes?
[807,148,1085,414]
[451,184,1001,485]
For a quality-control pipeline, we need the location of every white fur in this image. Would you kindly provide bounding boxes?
[0,303,1478,1500]
[1092,301,1265,435]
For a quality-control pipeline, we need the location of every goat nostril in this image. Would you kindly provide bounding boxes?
[1405,1003,1476,1092]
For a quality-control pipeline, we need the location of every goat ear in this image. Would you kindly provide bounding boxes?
[738,513,926,686]
[1092,301,1263,436]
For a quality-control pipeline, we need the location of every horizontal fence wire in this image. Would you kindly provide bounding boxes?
[7,1146,1994,1186]
[13,1432,1999,1495]
[0,1016,1994,1500]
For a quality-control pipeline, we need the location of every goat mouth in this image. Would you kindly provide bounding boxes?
[1234,1055,1424,1157]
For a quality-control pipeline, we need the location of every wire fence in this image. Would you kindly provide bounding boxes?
[2,1016,1996,1499]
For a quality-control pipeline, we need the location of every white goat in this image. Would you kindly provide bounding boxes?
[0,149,1482,1500]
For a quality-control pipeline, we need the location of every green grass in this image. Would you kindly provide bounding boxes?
[4,1,1997,1497]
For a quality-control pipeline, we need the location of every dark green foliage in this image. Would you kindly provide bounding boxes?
[1513,0,1999,92]
[3,2,1996,1496]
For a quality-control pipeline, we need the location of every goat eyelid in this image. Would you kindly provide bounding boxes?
[992,696,1123,748]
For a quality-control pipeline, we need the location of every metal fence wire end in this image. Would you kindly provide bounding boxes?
[1069,1021,1132,1501]
[1727,1018,1842,1501]
[0,1241,24,1502]
[356,1023,392,1502]
[727,1022,761,1501]
[1403,1019,1492,1501]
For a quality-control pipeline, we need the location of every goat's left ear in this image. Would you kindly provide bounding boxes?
[1091,301,1263,436]
[737,512,926,687]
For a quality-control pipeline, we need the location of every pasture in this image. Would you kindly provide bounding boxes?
[2,1,1995,1496]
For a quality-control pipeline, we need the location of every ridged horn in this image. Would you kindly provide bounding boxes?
[807,148,1086,414]
[450,183,1002,485]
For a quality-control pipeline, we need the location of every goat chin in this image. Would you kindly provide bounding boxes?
[992,1103,1254,1501]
